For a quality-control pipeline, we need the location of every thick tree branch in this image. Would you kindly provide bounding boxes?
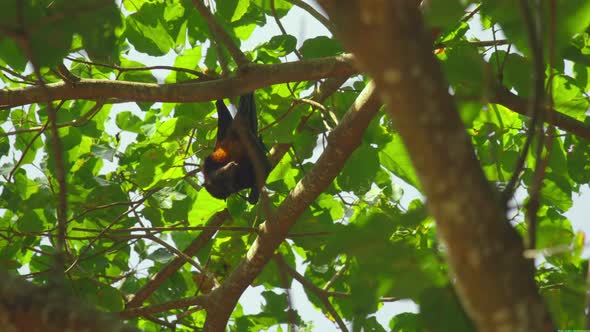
[0,54,355,108]
[203,82,381,330]
[318,1,554,331]
[3,54,589,146]
[0,270,138,332]
[490,85,590,140]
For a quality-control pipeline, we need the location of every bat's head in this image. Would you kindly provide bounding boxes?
[202,159,240,200]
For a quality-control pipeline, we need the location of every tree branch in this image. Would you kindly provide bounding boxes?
[318,1,555,331]
[490,84,590,140]
[0,54,356,108]
[119,295,209,319]
[0,270,139,332]
[518,0,546,252]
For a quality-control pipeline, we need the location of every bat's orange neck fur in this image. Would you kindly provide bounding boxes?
[210,146,229,162]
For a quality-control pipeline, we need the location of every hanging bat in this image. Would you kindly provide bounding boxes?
[202,92,271,204]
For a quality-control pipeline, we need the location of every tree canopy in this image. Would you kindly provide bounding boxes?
[1,0,590,331]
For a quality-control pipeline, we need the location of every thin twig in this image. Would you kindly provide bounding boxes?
[275,254,349,332]
[0,65,36,85]
[274,255,298,331]
[297,97,338,128]
[125,210,229,309]
[323,263,347,291]
[118,295,209,319]
[66,56,211,79]
[8,119,49,181]
[144,234,203,271]
[64,189,158,273]
[73,225,258,234]
[461,4,481,22]
[2,100,104,137]
[191,0,250,68]
[55,63,81,84]
[66,199,136,224]
[258,102,297,133]
[518,0,546,251]
[288,0,335,33]
[470,39,510,47]
[271,0,302,60]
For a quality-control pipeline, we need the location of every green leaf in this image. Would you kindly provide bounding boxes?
[316,194,344,221]
[390,313,421,331]
[482,0,590,56]
[541,265,585,328]
[218,0,249,22]
[188,189,226,223]
[439,43,486,95]
[231,0,251,22]
[148,247,175,263]
[75,0,122,62]
[552,74,590,121]
[379,134,420,190]
[118,58,157,84]
[419,287,475,332]
[173,101,212,122]
[17,210,45,233]
[116,111,143,133]
[536,208,574,250]
[0,127,9,156]
[28,17,72,67]
[566,136,590,184]
[254,0,292,18]
[91,144,115,162]
[337,145,380,195]
[124,2,176,56]
[300,36,343,59]
[539,173,573,212]
[437,22,470,45]
[257,34,297,57]
[423,0,466,30]
[95,285,125,311]
[0,38,26,71]
[165,46,203,83]
[267,152,300,190]
[564,33,590,68]
[14,170,39,201]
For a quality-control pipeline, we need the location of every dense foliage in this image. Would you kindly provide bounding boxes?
[0,0,589,331]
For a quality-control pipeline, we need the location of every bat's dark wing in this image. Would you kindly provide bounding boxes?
[235,93,272,203]
[215,99,233,142]
[204,92,271,204]
[234,92,257,133]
